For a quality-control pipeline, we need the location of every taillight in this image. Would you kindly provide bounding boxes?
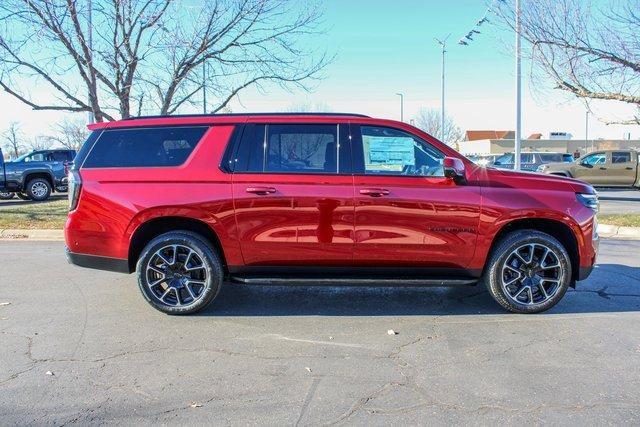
[68,170,82,211]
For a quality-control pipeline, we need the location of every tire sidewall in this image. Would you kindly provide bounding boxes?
[0,191,14,200]
[26,178,51,201]
[486,231,572,314]
[136,232,223,315]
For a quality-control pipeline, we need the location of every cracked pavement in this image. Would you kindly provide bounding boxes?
[1,239,639,425]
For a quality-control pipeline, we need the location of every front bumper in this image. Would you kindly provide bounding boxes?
[65,247,130,273]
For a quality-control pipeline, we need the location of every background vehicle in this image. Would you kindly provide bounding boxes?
[0,148,76,201]
[65,113,598,315]
[539,150,640,187]
[492,152,574,171]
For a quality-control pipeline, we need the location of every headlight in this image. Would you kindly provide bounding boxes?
[537,165,547,173]
[576,193,599,212]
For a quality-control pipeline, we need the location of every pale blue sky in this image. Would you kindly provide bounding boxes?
[1,0,638,141]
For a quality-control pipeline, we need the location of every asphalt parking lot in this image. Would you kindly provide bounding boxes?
[1,238,639,424]
[596,188,640,214]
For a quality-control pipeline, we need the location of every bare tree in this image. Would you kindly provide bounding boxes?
[45,119,89,151]
[0,0,330,121]
[2,122,26,158]
[495,0,640,124]
[412,108,464,145]
[28,135,52,151]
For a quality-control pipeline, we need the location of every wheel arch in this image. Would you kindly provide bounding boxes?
[484,218,580,283]
[127,216,227,274]
[23,171,55,190]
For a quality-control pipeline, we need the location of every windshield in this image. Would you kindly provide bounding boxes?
[494,153,514,165]
[11,153,31,162]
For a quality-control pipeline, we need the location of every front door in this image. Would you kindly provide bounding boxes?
[573,152,608,185]
[231,123,355,267]
[607,151,637,186]
[350,124,481,270]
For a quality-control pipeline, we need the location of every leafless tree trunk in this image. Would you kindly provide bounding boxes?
[0,0,330,121]
[413,108,464,145]
[495,0,640,125]
[44,119,89,151]
[2,122,26,158]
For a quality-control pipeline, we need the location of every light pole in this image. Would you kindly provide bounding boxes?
[435,34,450,143]
[396,92,404,122]
[514,0,522,170]
[585,110,590,153]
[87,0,94,124]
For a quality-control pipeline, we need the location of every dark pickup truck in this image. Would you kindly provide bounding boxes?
[0,148,76,201]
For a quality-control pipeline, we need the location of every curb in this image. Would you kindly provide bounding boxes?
[0,229,64,241]
[597,224,640,239]
[2,224,640,242]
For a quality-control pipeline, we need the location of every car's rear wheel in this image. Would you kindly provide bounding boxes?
[484,230,572,314]
[0,191,14,200]
[136,231,223,315]
[16,192,31,200]
[26,178,51,201]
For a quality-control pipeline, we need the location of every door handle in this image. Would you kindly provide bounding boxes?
[626,167,633,170]
[246,186,276,195]
[359,188,390,197]
[599,167,607,170]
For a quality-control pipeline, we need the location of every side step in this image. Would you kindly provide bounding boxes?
[228,276,477,287]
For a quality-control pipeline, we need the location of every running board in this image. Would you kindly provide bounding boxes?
[228,276,477,287]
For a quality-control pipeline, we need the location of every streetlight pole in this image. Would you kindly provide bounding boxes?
[435,34,450,143]
[514,0,522,170]
[396,92,404,122]
[87,0,94,124]
[585,110,589,153]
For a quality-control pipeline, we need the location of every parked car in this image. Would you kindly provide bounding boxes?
[493,152,574,171]
[0,149,76,201]
[538,150,640,187]
[65,113,599,315]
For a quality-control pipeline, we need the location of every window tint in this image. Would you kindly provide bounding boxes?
[612,151,631,164]
[582,153,606,166]
[49,152,70,162]
[233,124,350,174]
[264,124,337,173]
[360,126,444,176]
[521,154,534,164]
[83,127,207,168]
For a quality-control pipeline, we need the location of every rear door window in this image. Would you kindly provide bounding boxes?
[83,127,207,168]
[612,151,632,164]
[233,123,350,174]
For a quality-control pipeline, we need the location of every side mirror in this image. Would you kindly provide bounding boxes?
[443,157,467,185]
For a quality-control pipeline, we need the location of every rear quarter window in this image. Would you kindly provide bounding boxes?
[83,126,207,168]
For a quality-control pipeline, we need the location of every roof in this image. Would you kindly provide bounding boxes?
[527,133,542,140]
[87,112,370,130]
[465,130,515,141]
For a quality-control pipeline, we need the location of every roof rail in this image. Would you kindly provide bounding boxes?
[127,112,370,120]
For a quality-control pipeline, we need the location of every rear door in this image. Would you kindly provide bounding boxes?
[231,122,355,267]
[607,151,637,186]
[350,124,481,269]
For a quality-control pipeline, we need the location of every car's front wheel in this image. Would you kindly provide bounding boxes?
[136,231,223,315]
[0,191,14,200]
[484,230,572,314]
[26,178,52,201]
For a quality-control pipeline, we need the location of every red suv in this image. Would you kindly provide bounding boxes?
[65,113,599,314]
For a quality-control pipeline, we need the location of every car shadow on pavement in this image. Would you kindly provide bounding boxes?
[0,194,66,208]
[197,263,640,317]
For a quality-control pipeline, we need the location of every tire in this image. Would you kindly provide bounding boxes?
[25,178,52,201]
[0,191,14,200]
[483,230,572,314]
[136,231,223,315]
[16,192,31,200]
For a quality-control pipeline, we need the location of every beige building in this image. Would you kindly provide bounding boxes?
[457,130,640,156]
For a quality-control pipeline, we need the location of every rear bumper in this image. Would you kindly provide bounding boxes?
[65,247,130,273]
